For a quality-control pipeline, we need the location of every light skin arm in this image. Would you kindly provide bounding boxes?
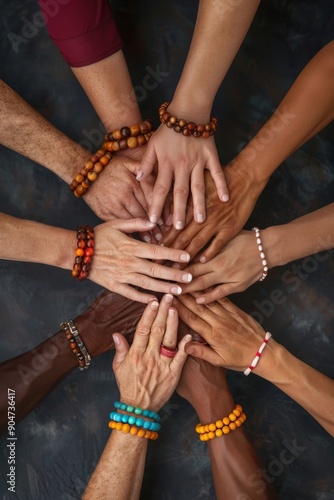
[175,295,334,436]
[161,40,334,261]
[139,0,260,229]
[182,202,334,302]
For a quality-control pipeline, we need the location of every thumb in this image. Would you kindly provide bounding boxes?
[112,333,130,369]
[137,145,157,181]
[185,342,223,366]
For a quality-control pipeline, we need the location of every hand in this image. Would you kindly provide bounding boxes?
[137,124,229,230]
[161,162,266,264]
[90,218,193,303]
[182,230,263,302]
[175,295,272,372]
[112,294,191,411]
[74,290,145,358]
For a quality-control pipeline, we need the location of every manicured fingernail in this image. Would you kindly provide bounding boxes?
[165,294,173,303]
[185,334,192,342]
[112,334,120,345]
[158,217,164,226]
[150,215,158,224]
[146,220,156,228]
[182,273,192,283]
[150,301,159,310]
[136,170,144,180]
[200,256,206,263]
[143,235,151,242]
[180,253,190,262]
[171,286,182,295]
[155,232,162,241]
[175,221,183,230]
[196,297,205,304]
[220,193,229,202]
[168,308,175,317]
[196,214,204,223]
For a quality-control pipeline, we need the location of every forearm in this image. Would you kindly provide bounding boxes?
[0,80,90,184]
[171,0,260,119]
[195,395,276,499]
[262,203,334,268]
[0,331,76,435]
[236,40,334,184]
[0,213,73,269]
[256,341,334,436]
[83,423,148,499]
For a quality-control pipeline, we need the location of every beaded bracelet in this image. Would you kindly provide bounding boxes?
[114,401,160,422]
[195,404,246,441]
[109,412,161,432]
[252,227,268,281]
[159,101,217,138]
[70,149,112,197]
[244,332,272,376]
[60,320,91,371]
[108,421,159,440]
[71,225,94,281]
[102,120,154,152]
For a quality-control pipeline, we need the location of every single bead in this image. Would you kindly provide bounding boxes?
[205,123,212,131]
[178,119,187,128]
[205,424,210,433]
[143,421,151,430]
[199,434,206,442]
[119,139,128,150]
[71,269,79,277]
[258,245,263,251]
[139,122,148,134]
[134,407,143,415]
[144,119,154,131]
[137,134,146,147]
[260,251,265,259]
[196,124,205,133]
[130,124,141,136]
[256,237,261,244]
[208,431,215,440]
[75,174,85,183]
[202,131,210,139]
[96,149,105,157]
[121,414,129,423]
[222,426,230,434]
[137,429,145,438]
[87,239,94,248]
[128,415,136,425]
[69,342,76,349]
[108,421,114,429]
[106,142,113,151]
[127,136,138,148]
[235,419,242,427]
[193,130,202,138]
[76,248,85,257]
[114,402,121,409]
[187,122,196,130]
[262,260,267,266]
[75,185,87,196]
[87,171,98,182]
[127,405,134,413]
[144,431,152,439]
[166,121,174,128]
[77,240,86,249]
[112,129,122,140]
[114,413,122,423]
[173,125,182,133]
[182,128,192,136]
[233,409,241,417]
[122,423,131,433]
[130,426,138,435]
[100,155,110,166]
[209,423,216,432]
[121,126,131,138]
[115,422,122,430]
[85,247,94,256]
[70,182,78,191]
[161,112,170,122]
[169,115,177,124]
[216,419,223,429]
[143,409,150,417]
[75,257,83,265]
[93,162,104,173]
[136,418,144,427]
[82,179,91,189]
[215,429,223,437]
[229,413,237,422]
[195,424,202,433]
[80,168,88,177]
[112,141,120,152]
[120,403,127,410]
[229,422,237,431]
[91,154,99,163]
[83,255,92,264]
[222,417,230,426]
[236,404,242,411]
[82,264,90,272]
[84,160,94,171]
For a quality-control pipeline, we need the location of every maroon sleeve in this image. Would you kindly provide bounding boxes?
[39,0,123,67]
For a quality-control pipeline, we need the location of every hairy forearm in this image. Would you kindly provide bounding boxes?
[262,202,334,268]
[236,41,334,184]
[171,0,260,119]
[0,80,90,183]
[83,426,148,499]
[0,213,73,269]
[256,341,334,436]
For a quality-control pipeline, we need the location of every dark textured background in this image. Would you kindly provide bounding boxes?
[0,1,334,499]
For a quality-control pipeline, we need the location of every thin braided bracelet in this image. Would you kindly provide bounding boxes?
[60,320,91,371]
[244,332,272,376]
[252,227,268,281]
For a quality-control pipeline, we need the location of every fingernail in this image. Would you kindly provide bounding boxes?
[158,217,164,226]
[146,220,156,228]
[182,273,192,283]
[155,232,162,241]
[180,253,190,262]
[171,286,182,295]
[168,308,175,317]
[196,297,205,304]
[136,170,144,180]
[112,334,120,345]
[175,221,183,230]
[150,300,159,310]
[165,294,173,303]
[220,193,229,202]
[150,215,158,224]
[200,256,206,263]
[143,235,151,242]
[196,214,204,223]
[185,334,192,342]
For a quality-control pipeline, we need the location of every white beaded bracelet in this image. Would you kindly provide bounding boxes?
[252,227,268,281]
[244,332,272,376]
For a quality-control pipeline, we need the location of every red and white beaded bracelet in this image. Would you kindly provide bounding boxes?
[252,227,268,281]
[243,332,272,376]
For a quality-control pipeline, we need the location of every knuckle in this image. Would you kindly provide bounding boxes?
[192,236,205,249]
[174,185,189,198]
[136,324,151,337]
[151,323,165,337]
[154,183,168,196]
[196,276,209,290]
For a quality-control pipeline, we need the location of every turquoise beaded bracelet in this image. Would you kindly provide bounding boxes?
[114,401,160,422]
[109,412,161,432]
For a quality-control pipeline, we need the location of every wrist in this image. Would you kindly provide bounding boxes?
[253,338,287,384]
[194,392,235,423]
[168,95,212,123]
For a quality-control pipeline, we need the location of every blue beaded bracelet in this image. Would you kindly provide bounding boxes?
[114,401,160,422]
[109,412,161,432]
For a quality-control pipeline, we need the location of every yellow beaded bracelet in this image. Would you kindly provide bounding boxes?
[108,420,159,440]
[195,404,246,441]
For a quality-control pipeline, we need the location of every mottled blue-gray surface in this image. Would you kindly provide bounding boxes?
[0,1,334,499]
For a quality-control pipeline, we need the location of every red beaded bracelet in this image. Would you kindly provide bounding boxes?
[159,101,217,138]
[71,225,94,281]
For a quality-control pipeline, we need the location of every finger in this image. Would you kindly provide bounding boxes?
[148,167,174,224]
[174,296,212,336]
[114,283,157,304]
[170,333,192,372]
[173,169,190,230]
[208,159,229,202]
[161,304,179,349]
[129,261,192,286]
[216,296,244,314]
[131,300,160,353]
[185,342,223,366]
[177,293,222,326]
[149,294,174,348]
[196,283,242,303]
[199,228,233,263]
[190,166,206,223]
[127,273,184,296]
[136,144,157,181]
[112,333,130,370]
[181,273,216,295]
[130,239,191,264]
[126,194,150,220]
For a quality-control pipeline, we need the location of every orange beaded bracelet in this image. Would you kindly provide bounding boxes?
[195,404,246,441]
[102,120,154,152]
[70,149,112,197]
[159,101,217,138]
[108,420,159,440]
